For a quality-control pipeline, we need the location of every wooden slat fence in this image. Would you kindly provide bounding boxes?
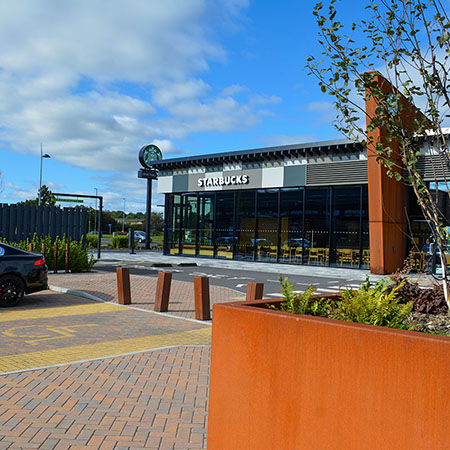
[0,204,88,243]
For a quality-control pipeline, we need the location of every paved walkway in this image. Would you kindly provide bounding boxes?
[0,345,209,449]
[48,271,245,320]
[0,268,243,449]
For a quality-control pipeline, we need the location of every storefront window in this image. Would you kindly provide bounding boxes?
[215,192,234,259]
[361,187,370,269]
[181,194,198,256]
[255,190,279,262]
[407,182,450,272]
[167,194,182,255]
[235,191,256,260]
[198,194,215,257]
[164,185,369,267]
[330,187,361,268]
[280,188,304,264]
[304,188,330,265]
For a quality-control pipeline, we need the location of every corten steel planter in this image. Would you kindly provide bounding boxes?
[208,298,450,450]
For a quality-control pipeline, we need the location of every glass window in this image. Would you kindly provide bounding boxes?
[304,188,330,265]
[235,191,256,261]
[255,190,279,262]
[361,186,370,269]
[330,186,361,268]
[280,188,304,264]
[181,194,198,256]
[198,194,215,257]
[215,192,235,259]
[167,194,182,255]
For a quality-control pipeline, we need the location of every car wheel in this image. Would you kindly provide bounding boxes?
[0,274,25,307]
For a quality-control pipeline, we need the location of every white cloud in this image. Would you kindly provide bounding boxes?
[0,0,282,210]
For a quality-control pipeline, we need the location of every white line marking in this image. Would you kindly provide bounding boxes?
[236,284,246,288]
[266,293,283,297]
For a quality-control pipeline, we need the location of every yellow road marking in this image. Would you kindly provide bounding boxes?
[0,327,211,373]
[3,324,99,345]
[0,303,126,323]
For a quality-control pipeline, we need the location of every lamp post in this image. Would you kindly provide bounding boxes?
[122,198,126,232]
[38,143,51,206]
[94,188,98,232]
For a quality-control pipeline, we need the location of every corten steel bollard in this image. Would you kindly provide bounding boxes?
[116,267,131,305]
[246,282,264,301]
[194,276,211,321]
[53,243,58,274]
[154,271,172,312]
[41,243,45,255]
[65,243,70,273]
[28,243,32,252]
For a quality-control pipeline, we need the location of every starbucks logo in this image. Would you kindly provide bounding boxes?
[139,144,163,168]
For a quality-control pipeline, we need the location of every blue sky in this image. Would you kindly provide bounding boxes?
[0,0,366,212]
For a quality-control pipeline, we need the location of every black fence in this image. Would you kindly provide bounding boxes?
[0,204,88,243]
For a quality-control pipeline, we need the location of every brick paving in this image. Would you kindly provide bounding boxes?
[0,270,239,448]
[48,271,245,320]
[0,269,242,449]
[0,346,209,450]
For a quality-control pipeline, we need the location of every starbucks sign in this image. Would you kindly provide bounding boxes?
[139,144,163,168]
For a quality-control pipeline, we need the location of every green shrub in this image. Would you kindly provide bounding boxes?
[335,277,413,329]
[86,234,98,249]
[112,235,129,249]
[0,234,96,273]
[275,276,332,318]
[274,276,414,331]
[69,240,96,272]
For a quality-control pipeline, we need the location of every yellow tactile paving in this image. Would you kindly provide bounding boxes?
[0,327,211,374]
[0,303,126,323]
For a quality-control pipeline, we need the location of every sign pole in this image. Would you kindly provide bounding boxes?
[145,178,152,250]
[138,144,161,251]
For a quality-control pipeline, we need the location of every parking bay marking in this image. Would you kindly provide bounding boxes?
[2,324,98,346]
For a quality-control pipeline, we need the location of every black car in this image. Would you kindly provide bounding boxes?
[0,242,48,307]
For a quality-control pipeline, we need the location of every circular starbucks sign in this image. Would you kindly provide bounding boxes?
[139,144,163,168]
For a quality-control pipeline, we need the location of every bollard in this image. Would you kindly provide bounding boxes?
[41,243,45,255]
[53,243,58,274]
[129,227,135,255]
[28,243,32,252]
[154,271,172,312]
[65,243,70,273]
[116,267,131,305]
[246,282,264,301]
[194,276,211,320]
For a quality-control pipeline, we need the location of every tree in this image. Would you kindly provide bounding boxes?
[306,0,450,311]
[19,185,56,206]
[150,212,164,232]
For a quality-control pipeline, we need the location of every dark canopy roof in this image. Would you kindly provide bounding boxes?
[147,138,363,170]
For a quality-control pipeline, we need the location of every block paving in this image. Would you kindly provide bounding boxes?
[0,346,209,450]
[0,268,244,449]
[48,271,245,319]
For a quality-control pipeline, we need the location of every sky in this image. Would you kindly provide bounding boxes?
[0,0,399,212]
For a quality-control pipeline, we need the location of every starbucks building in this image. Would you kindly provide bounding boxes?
[142,76,450,275]
[151,138,373,269]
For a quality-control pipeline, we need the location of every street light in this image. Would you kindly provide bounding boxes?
[38,143,51,206]
[122,198,126,232]
[94,188,98,232]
